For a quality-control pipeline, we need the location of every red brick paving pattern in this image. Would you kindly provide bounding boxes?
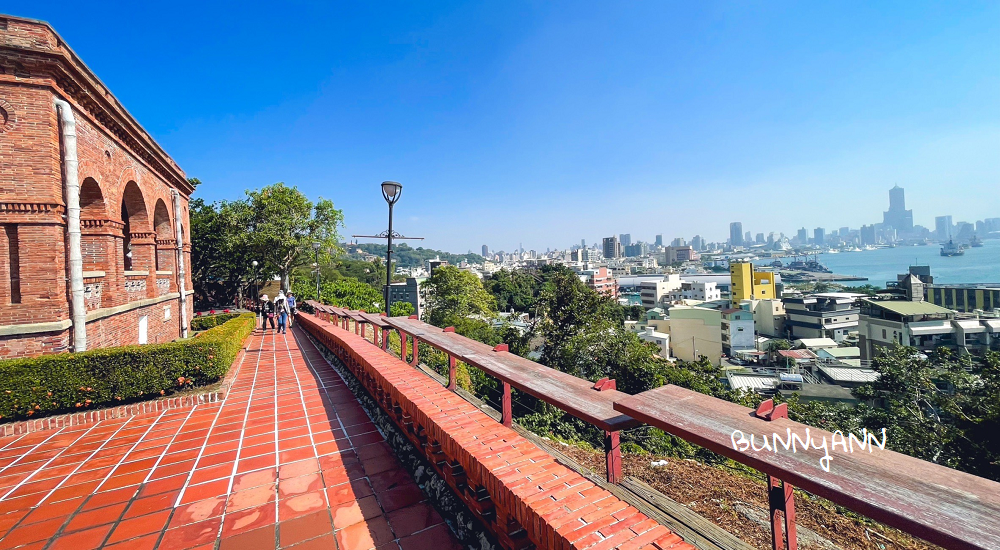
[0,328,461,550]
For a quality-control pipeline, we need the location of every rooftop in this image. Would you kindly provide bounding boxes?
[863,299,954,316]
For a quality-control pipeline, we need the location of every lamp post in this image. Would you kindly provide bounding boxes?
[312,241,322,302]
[381,181,402,315]
[251,260,259,318]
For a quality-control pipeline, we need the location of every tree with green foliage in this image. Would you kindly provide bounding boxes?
[190,197,256,307]
[423,266,495,326]
[239,183,344,291]
[842,284,882,296]
[485,269,540,313]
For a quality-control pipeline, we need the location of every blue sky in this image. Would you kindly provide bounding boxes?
[11,1,999,252]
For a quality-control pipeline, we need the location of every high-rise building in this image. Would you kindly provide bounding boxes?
[619,234,632,247]
[581,239,586,248]
[814,227,826,245]
[602,236,622,259]
[935,216,953,240]
[860,224,877,245]
[755,233,765,244]
[744,231,752,245]
[883,185,914,232]
[670,237,686,247]
[796,227,808,244]
[839,227,850,239]
[729,222,744,247]
[481,245,489,257]
[654,234,663,247]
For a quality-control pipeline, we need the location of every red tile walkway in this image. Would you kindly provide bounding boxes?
[0,327,462,550]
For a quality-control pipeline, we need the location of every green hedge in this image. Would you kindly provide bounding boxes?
[0,313,256,422]
[191,312,242,331]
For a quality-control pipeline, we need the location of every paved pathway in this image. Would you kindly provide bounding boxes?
[0,327,461,550]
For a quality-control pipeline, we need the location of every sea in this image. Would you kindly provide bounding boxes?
[817,239,1000,286]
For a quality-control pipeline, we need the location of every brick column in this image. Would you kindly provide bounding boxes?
[128,232,157,299]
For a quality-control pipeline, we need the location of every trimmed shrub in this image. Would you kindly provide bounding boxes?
[0,313,255,422]
[191,312,241,331]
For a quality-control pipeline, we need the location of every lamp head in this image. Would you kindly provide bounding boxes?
[312,241,322,251]
[252,260,258,267]
[381,181,402,205]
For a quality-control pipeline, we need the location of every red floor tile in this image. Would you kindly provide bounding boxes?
[0,329,463,550]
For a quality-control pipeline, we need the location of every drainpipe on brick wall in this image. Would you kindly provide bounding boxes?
[54,98,87,352]
[170,189,189,338]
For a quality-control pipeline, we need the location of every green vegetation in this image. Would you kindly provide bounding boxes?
[190,312,241,331]
[423,265,495,327]
[0,313,255,422]
[292,278,384,312]
[191,182,343,308]
[389,301,415,317]
[349,243,483,268]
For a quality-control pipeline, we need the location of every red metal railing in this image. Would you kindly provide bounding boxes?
[304,302,1000,550]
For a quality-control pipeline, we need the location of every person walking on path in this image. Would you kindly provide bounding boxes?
[275,291,291,334]
[259,294,275,332]
[287,292,297,327]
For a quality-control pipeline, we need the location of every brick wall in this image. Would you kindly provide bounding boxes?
[299,313,694,550]
[0,16,195,357]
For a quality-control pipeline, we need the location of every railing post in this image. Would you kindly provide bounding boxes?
[604,430,622,484]
[447,354,457,391]
[768,475,797,550]
[381,328,389,351]
[410,338,419,367]
[400,331,408,362]
[501,382,512,428]
[753,399,797,550]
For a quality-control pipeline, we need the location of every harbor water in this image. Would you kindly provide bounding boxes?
[818,239,1000,285]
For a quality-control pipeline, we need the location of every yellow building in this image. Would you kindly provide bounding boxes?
[730,262,776,306]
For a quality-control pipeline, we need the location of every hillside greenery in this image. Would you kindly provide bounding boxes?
[348,243,483,268]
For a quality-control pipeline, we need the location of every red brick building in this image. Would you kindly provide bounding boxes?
[0,15,193,358]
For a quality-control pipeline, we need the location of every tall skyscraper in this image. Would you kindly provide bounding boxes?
[935,216,953,240]
[481,245,489,257]
[691,235,704,251]
[619,234,632,247]
[581,239,586,249]
[744,231,752,245]
[729,222,744,246]
[603,236,622,259]
[755,233,765,244]
[654,234,663,247]
[883,185,914,232]
[796,227,808,244]
[814,227,826,245]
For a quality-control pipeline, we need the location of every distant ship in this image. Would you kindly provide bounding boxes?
[787,256,832,273]
[941,239,965,257]
[970,235,984,248]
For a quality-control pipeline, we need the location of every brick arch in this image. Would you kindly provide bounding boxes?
[152,199,171,239]
[121,181,150,232]
[79,177,108,220]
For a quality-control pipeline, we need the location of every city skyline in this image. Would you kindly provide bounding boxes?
[11,1,1000,253]
[471,185,999,256]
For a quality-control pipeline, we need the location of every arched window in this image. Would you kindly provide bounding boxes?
[120,182,148,272]
[153,200,172,272]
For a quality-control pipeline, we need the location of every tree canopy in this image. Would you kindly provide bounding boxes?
[190,182,343,307]
[423,266,495,326]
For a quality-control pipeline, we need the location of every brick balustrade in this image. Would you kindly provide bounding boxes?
[298,312,693,550]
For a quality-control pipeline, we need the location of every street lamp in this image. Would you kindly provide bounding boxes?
[312,241,322,302]
[251,260,259,313]
[381,181,402,315]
